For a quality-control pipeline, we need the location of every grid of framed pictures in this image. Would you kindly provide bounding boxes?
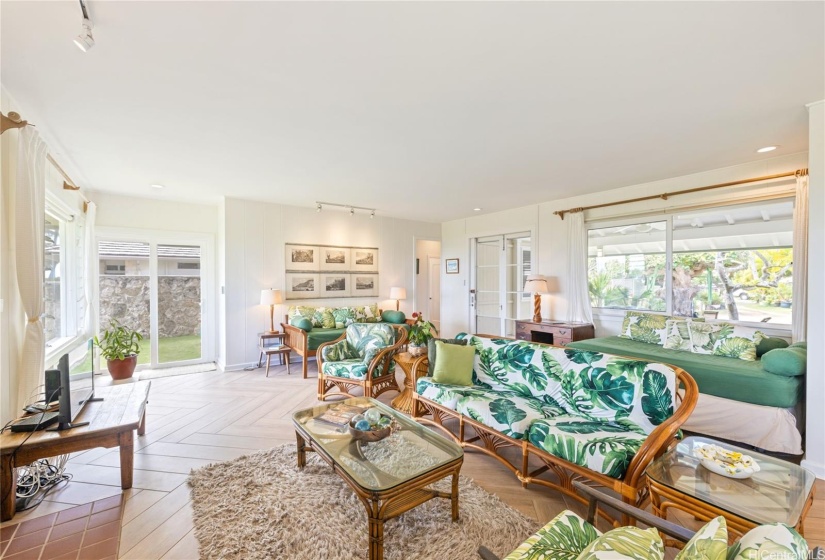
[285,244,379,300]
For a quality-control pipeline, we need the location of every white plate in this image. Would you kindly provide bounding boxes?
[694,443,760,479]
[699,456,756,479]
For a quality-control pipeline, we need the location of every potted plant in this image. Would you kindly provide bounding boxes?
[408,312,437,356]
[94,320,143,380]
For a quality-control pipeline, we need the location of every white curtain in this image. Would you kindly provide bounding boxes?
[792,174,808,342]
[566,212,593,324]
[83,201,97,337]
[15,127,48,411]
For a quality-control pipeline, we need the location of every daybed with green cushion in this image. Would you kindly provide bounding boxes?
[412,334,698,518]
[317,322,408,400]
[478,481,814,560]
[280,304,404,378]
[566,311,805,454]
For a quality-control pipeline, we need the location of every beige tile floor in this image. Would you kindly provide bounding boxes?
[1,360,822,559]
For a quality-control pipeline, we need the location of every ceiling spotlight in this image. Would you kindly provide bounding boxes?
[756,146,778,153]
[370,210,375,219]
[150,184,165,189]
[350,208,355,216]
[73,17,94,52]
[473,207,482,212]
[316,203,322,213]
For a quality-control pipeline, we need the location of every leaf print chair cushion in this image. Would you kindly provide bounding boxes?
[504,510,601,560]
[727,523,809,560]
[320,323,397,380]
[575,525,664,560]
[527,415,648,478]
[674,517,728,560]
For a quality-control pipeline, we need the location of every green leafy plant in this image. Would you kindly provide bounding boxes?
[94,320,143,361]
[407,311,436,346]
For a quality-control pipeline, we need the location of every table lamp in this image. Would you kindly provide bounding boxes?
[389,287,407,311]
[523,275,549,323]
[260,289,283,333]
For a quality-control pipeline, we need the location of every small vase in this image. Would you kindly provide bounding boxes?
[409,344,426,357]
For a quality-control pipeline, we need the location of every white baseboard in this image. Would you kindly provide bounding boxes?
[801,459,825,480]
[222,361,259,372]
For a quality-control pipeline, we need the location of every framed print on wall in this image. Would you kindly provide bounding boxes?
[350,247,379,272]
[320,246,349,271]
[285,244,320,272]
[446,258,459,274]
[286,273,320,300]
[351,273,378,297]
[321,274,350,297]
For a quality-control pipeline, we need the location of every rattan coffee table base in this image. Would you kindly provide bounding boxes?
[648,478,815,547]
[296,431,462,560]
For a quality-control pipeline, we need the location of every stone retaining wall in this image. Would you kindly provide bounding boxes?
[99,276,200,337]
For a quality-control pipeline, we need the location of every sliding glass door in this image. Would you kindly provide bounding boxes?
[97,230,213,369]
[472,232,532,337]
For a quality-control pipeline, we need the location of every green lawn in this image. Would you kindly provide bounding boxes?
[72,335,201,373]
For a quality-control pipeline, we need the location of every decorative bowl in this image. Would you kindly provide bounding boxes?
[694,444,760,479]
[348,414,393,442]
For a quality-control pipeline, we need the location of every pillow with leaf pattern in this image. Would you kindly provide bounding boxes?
[674,516,727,560]
[623,313,669,345]
[663,319,693,352]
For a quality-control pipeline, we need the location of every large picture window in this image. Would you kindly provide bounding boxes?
[587,199,794,326]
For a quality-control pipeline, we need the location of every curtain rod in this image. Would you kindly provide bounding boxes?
[47,155,91,213]
[1,111,30,134]
[553,169,808,220]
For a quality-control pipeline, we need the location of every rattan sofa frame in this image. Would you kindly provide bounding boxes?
[316,324,408,401]
[411,335,699,521]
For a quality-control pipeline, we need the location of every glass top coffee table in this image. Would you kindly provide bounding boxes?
[646,436,816,542]
[293,397,463,560]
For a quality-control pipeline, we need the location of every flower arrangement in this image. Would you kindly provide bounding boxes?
[408,312,437,347]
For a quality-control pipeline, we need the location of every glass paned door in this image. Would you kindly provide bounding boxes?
[98,237,208,369]
[473,232,532,337]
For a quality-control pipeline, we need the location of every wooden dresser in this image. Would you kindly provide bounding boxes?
[514,320,595,346]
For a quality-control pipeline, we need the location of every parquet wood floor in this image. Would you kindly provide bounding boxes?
[1,361,822,559]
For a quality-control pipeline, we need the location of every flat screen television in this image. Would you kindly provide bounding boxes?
[48,339,100,430]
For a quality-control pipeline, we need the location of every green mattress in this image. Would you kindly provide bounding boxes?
[566,336,802,409]
[306,328,345,350]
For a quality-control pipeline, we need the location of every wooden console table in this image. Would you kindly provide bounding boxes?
[0,380,151,521]
[514,320,595,346]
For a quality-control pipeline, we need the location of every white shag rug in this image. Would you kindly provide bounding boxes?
[188,443,538,560]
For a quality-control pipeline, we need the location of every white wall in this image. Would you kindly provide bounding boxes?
[802,100,824,478]
[92,191,218,234]
[220,198,440,369]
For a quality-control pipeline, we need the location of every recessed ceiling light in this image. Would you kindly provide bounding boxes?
[150,184,165,189]
[756,146,778,153]
[473,207,482,212]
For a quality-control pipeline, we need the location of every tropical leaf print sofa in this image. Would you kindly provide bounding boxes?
[412,334,698,513]
[566,311,805,454]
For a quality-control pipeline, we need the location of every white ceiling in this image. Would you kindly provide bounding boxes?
[1,1,823,223]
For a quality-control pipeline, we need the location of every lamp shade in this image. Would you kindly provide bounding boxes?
[389,287,407,300]
[260,289,283,306]
[523,275,549,294]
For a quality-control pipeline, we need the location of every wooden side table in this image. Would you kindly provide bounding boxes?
[258,333,291,377]
[514,320,594,346]
[391,352,428,415]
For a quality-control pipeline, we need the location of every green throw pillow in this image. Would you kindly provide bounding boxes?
[790,341,807,350]
[432,341,475,386]
[675,517,727,560]
[381,310,406,324]
[290,317,313,332]
[756,336,789,357]
[727,523,808,560]
[762,346,806,377]
[576,526,664,560]
[427,337,469,377]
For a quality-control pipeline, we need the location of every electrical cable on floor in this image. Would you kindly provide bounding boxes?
[15,456,72,511]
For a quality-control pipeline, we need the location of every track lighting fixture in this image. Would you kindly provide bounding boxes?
[314,201,377,217]
[73,1,94,52]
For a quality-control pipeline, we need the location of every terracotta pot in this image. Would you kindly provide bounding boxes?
[107,355,138,380]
